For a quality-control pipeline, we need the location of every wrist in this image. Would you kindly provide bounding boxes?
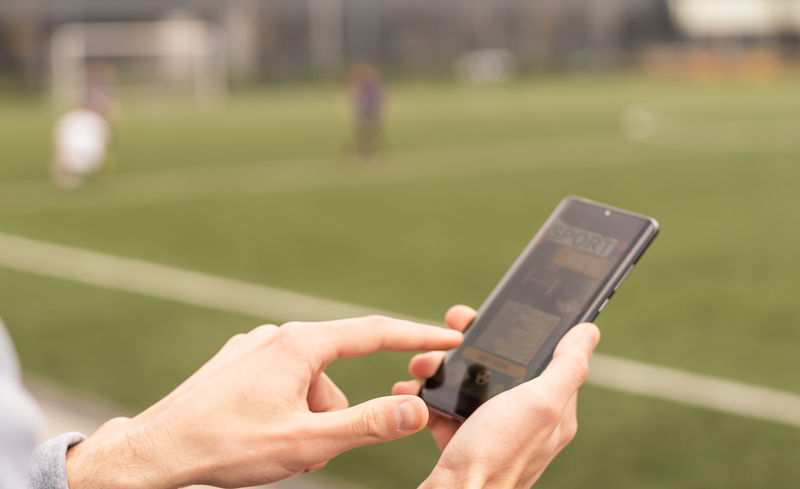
[65,417,191,489]
[420,466,483,489]
[421,464,523,489]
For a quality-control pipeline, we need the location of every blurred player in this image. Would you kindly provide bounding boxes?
[347,62,385,158]
[51,63,116,188]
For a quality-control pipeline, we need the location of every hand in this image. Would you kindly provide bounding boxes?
[65,316,463,489]
[392,306,600,489]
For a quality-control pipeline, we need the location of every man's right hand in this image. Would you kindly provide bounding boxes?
[392,305,599,489]
[65,316,463,489]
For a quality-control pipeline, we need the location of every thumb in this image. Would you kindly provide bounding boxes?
[534,323,600,401]
[310,395,429,459]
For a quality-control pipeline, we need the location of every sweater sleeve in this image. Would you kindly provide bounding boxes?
[27,433,88,489]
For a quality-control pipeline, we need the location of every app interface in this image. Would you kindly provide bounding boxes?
[423,200,653,416]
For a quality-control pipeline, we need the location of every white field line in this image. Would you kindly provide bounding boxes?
[0,130,688,217]
[0,232,409,324]
[620,105,800,152]
[587,356,800,427]
[3,231,800,428]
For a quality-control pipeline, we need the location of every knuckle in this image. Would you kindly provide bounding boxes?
[252,324,279,335]
[239,325,280,350]
[364,315,392,327]
[571,358,590,386]
[278,322,330,365]
[280,321,305,333]
[224,333,246,346]
[536,398,563,426]
[262,322,308,356]
[219,333,248,354]
[247,324,279,343]
[563,418,578,445]
[355,405,384,441]
[279,321,313,343]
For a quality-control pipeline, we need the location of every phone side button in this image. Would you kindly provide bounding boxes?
[614,265,635,292]
[598,299,609,313]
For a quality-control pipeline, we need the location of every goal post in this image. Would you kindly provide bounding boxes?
[50,20,229,108]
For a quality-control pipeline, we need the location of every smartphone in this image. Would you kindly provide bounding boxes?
[419,196,658,421]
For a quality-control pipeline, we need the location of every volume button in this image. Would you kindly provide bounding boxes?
[598,299,609,313]
[614,265,635,292]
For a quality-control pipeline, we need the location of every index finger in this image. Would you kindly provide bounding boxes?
[531,323,599,404]
[288,315,463,367]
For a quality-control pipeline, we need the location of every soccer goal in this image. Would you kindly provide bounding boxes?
[50,20,229,108]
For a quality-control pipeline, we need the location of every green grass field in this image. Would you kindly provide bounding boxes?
[2,76,800,488]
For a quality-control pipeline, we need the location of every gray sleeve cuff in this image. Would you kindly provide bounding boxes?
[27,432,87,489]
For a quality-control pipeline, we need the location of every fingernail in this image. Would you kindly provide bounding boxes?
[396,400,421,431]
[582,326,600,350]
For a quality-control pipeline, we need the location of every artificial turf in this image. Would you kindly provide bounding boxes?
[2,76,800,488]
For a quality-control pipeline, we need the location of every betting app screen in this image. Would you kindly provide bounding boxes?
[421,198,655,418]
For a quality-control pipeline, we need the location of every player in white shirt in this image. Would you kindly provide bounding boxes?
[51,64,115,188]
[51,109,111,188]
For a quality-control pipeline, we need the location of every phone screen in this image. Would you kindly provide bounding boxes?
[420,197,657,419]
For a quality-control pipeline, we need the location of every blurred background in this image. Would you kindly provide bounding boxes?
[2,0,800,487]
